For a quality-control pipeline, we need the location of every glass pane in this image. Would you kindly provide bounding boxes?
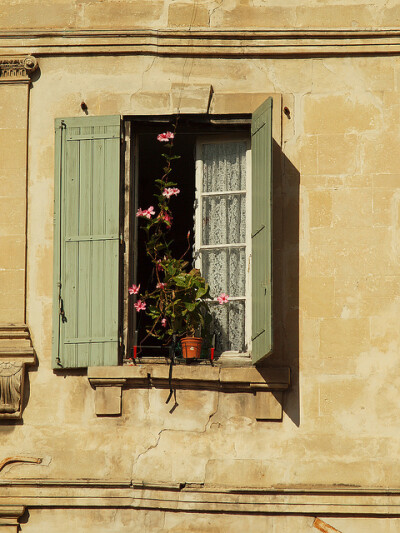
[201,247,245,298]
[202,194,246,245]
[228,247,246,297]
[209,300,246,353]
[202,142,247,192]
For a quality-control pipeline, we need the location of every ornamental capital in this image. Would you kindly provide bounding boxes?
[0,55,38,81]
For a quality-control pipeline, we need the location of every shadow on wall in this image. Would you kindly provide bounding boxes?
[258,140,300,427]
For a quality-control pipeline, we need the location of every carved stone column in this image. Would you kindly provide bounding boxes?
[0,56,37,324]
[0,56,38,421]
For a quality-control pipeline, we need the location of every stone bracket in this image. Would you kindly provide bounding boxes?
[88,365,290,420]
[0,325,37,420]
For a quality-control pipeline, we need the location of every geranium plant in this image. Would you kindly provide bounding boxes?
[130,130,228,346]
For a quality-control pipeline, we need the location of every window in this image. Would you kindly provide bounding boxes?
[52,98,272,369]
[195,135,250,355]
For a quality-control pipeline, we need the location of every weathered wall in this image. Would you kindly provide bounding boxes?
[20,52,400,483]
[1,0,400,30]
[1,1,400,531]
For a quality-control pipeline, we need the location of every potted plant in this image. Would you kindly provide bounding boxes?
[129,130,228,359]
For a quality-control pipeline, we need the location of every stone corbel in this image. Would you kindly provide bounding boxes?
[0,55,38,83]
[0,326,36,420]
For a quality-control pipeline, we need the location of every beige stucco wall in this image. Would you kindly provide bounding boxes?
[1,0,400,31]
[2,1,400,531]
[22,52,400,480]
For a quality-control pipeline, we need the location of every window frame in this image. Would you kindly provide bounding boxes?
[53,100,274,369]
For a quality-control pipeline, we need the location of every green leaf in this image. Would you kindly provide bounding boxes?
[174,274,188,287]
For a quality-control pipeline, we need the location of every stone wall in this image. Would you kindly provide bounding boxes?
[1,2,400,531]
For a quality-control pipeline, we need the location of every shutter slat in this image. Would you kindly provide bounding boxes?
[53,116,121,368]
[251,98,273,365]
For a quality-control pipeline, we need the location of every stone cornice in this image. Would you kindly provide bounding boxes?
[2,29,400,56]
[3,480,400,515]
[0,55,37,81]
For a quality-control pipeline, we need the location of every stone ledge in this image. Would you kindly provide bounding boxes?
[88,364,290,418]
[88,364,290,392]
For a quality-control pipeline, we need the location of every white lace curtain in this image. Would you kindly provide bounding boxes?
[199,141,247,354]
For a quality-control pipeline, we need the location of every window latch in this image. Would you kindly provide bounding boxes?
[59,298,67,323]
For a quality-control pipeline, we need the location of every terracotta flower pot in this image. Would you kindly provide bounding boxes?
[180,337,203,359]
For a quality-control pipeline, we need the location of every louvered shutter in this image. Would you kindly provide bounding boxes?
[53,116,121,368]
[251,98,273,364]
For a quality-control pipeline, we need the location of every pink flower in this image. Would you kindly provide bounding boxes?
[134,300,146,312]
[156,260,163,271]
[161,212,173,225]
[162,187,180,198]
[144,206,155,218]
[128,284,140,295]
[156,282,166,289]
[157,131,174,142]
[217,293,229,305]
[136,206,155,219]
[161,318,167,327]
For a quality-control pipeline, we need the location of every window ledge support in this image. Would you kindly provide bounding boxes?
[88,365,290,420]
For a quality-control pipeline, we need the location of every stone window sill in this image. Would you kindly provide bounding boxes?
[88,364,290,421]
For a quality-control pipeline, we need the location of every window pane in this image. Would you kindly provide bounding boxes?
[202,142,247,192]
[202,194,246,245]
[201,247,246,298]
[209,300,246,353]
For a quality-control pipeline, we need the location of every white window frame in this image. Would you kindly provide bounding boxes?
[194,133,252,357]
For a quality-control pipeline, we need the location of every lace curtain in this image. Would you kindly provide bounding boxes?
[199,141,247,354]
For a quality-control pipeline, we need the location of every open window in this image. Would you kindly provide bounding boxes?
[52,98,272,369]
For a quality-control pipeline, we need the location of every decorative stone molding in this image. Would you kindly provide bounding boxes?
[3,481,400,516]
[88,364,290,419]
[0,55,37,81]
[0,325,36,420]
[1,30,400,57]
[0,506,25,532]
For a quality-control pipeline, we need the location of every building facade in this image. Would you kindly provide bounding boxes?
[1,2,400,532]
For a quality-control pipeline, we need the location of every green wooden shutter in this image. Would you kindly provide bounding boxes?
[53,116,122,368]
[251,98,273,365]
